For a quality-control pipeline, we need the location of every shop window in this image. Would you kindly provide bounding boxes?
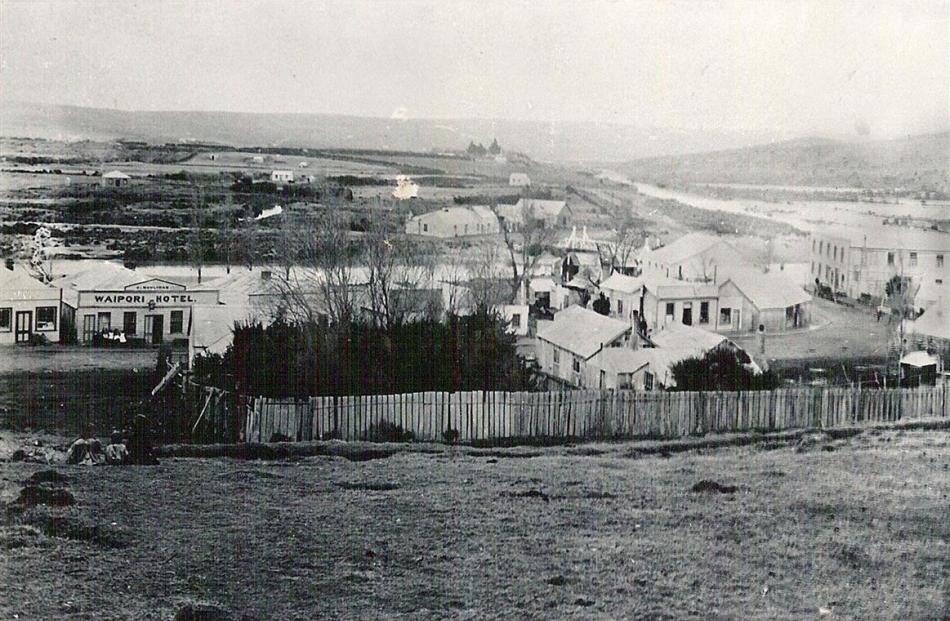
[123,312,137,336]
[720,308,732,325]
[170,310,184,334]
[35,306,56,331]
[0,308,10,332]
[97,312,111,332]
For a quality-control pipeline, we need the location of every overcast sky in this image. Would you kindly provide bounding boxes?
[1,0,947,138]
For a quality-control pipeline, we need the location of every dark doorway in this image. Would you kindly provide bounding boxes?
[146,314,164,344]
[14,311,32,343]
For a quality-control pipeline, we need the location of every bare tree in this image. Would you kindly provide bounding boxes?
[596,215,644,277]
[492,202,557,304]
[364,220,437,330]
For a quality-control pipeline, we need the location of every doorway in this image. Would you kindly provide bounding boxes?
[145,314,164,344]
[82,314,96,343]
[14,311,32,343]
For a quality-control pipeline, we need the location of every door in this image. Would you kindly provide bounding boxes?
[682,305,693,326]
[734,309,741,331]
[14,311,32,343]
[145,315,164,344]
[82,314,96,343]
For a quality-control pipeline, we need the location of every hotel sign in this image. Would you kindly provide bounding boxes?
[78,290,219,307]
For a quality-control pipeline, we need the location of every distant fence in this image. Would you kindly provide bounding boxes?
[244,385,949,444]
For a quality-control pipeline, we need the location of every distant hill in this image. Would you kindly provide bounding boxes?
[625,132,950,192]
[0,101,788,163]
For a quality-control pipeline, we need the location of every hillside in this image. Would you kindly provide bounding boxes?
[0,101,785,163]
[625,132,950,192]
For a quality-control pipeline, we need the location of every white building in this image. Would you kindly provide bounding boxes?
[101,170,131,187]
[270,170,294,184]
[0,263,63,345]
[809,227,949,303]
[536,305,632,386]
[509,172,531,187]
[640,232,745,282]
[393,175,420,200]
[404,206,500,238]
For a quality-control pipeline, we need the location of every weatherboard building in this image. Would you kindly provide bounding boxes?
[54,263,219,345]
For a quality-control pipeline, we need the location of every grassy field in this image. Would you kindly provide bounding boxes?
[1,427,946,619]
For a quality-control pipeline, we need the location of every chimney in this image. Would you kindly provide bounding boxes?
[261,270,272,281]
[4,258,13,271]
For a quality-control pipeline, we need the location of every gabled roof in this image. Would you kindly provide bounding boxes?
[0,265,59,301]
[190,304,258,357]
[642,274,718,299]
[720,267,812,309]
[102,170,130,179]
[516,198,569,219]
[599,272,643,295]
[537,305,630,359]
[642,232,732,265]
[590,347,652,374]
[408,206,497,230]
[650,323,729,357]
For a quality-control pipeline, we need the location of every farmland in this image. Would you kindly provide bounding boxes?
[1,427,946,619]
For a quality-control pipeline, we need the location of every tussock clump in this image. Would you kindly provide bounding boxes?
[25,470,70,485]
[15,484,75,508]
[19,508,132,548]
[0,525,49,550]
[690,480,738,494]
[501,489,550,502]
[336,481,400,491]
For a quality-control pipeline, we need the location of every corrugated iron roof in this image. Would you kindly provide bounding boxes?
[537,305,630,358]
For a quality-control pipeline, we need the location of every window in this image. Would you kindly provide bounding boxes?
[645,372,654,391]
[617,299,623,314]
[665,302,674,317]
[819,241,823,255]
[720,308,732,325]
[910,252,917,267]
[123,312,137,336]
[510,313,521,328]
[572,356,581,373]
[35,306,56,331]
[170,310,184,334]
[811,261,815,273]
[887,252,895,266]
[682,302,692,326]
[97,312,111,332]
[423,223,428,232]
[812,239,816,252]
[0,308,10,332]
[699,301,709,324]
[853,269,860,282]
[553,347,560,363]
[937,254,944,268]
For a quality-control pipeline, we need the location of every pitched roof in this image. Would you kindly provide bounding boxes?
[102,170,130,179]
[409,206,497,231]
[52,262,145,306]
[721,267,812,309]
[643,232,731,265]
[190,304,258,357]
[537,305,630,358]
[0,265,59,301]
[589,347,652,374]
[642,274,718,299]
[650,323,729,357]
[599,272,643,295]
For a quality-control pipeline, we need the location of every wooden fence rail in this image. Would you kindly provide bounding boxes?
[244,385,949,444]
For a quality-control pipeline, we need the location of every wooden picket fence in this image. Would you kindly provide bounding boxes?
[243,385,949,444]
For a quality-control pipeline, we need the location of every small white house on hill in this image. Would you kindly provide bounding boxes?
[101,170,131,187]
[271,170,294,184]
[509,172,531,187]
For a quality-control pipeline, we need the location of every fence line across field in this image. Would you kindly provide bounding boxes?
[243,385,949,444]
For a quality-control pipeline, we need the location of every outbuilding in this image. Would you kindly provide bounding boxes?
[717,267,812,333]
[509,173,531,187]
[101,170,131,187]
[0,262,63,345]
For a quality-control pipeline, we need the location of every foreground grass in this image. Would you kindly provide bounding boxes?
[1,429,947,620]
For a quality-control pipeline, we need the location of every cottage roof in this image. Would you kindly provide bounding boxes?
[190,304,258,357]
[52,262,143,306]
[642,274,718,299]
[0,265,58,300]
[102,170,130,179]
[537,305,630,359]
[721,267,812,309]
[409,206,497,231]
[516,198,568,219]
[529,277,556,293]
[590,348,652,374]
[650,323,729,357]
[599,272,643,295]
[900,351,939,368]
[642,232,731,265]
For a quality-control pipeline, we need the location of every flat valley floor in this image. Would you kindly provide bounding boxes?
[1,429,947,619]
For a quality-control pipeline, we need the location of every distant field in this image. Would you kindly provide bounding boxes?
[1,427,946,619]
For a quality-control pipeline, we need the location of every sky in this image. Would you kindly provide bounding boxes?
[1,0,947,138]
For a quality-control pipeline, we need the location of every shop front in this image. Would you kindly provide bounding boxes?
[76,280,219,346]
